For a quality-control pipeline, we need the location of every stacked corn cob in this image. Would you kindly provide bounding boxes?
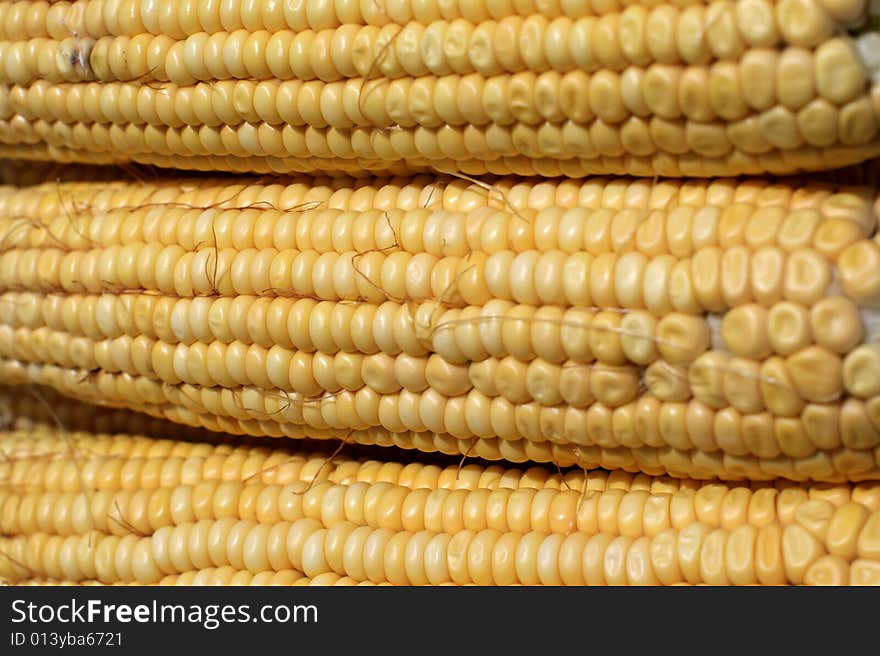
[2,385,879,585]
[2,171,880,482]
[0,0,879,585]
[0,0,877,176]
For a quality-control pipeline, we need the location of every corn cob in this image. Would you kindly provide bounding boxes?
[2,413,880,586]
[1,171,879,482]
[0,0,878,176]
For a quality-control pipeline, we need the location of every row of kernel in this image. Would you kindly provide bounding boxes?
[0,166,860,219]
[0,0,748,41]
[2,193,869,261]
[0,286,857,371]
[5,475,877,541]
[0,432,598,494]
[0,241,840,319]
[14,94,880,165]
[0,135,875,179]
[2,419,694,493]
[12,362,879,481]
[4,510,879,585]
[0,289,710,367]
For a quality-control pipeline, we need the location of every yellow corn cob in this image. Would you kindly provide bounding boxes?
[2,411,879,586]
[1,171,879,482]
[0,0,878,176]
